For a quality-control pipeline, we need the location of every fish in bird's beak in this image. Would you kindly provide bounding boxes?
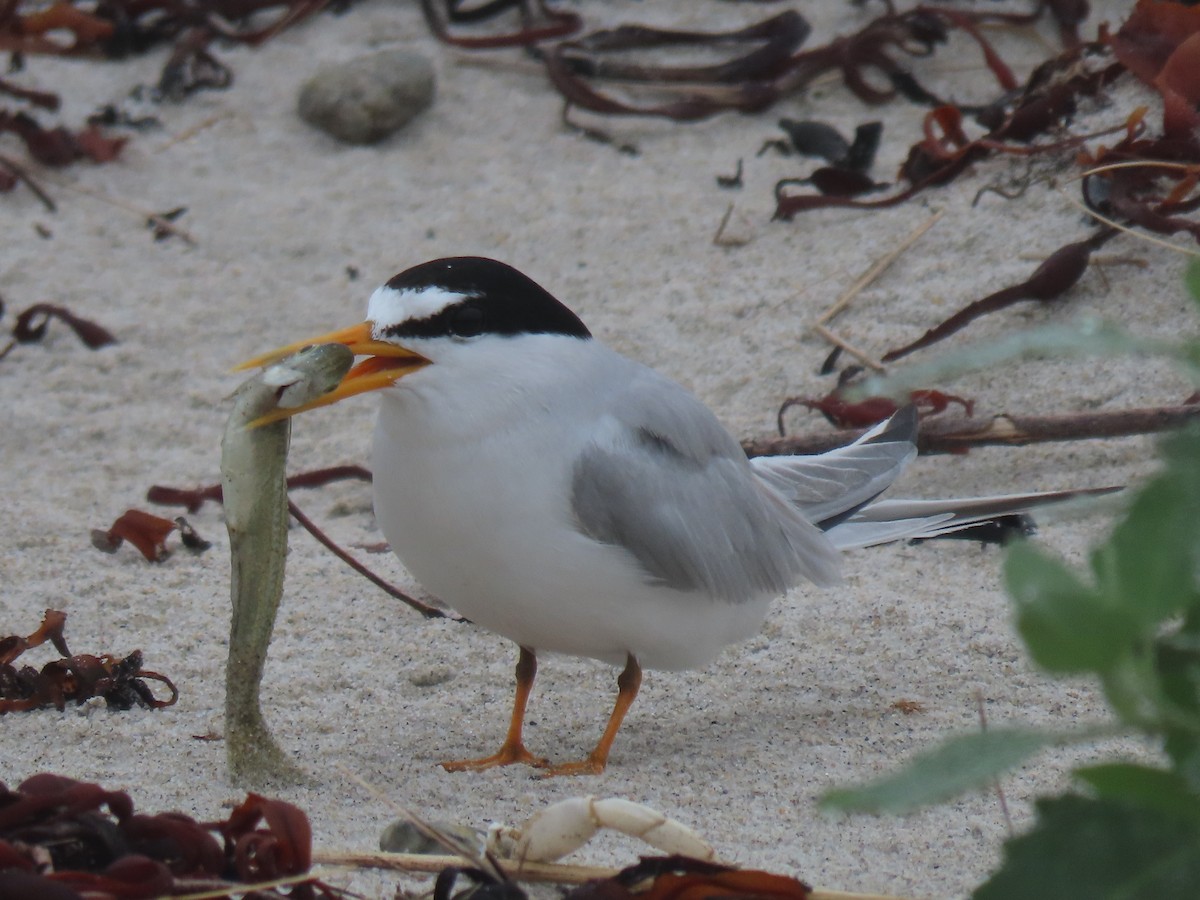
[235,321,429,426]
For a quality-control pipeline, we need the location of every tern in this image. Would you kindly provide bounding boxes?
[241,256,1092,777]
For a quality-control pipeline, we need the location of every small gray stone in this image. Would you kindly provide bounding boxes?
[379,819,484,855]
[298,50,435,145]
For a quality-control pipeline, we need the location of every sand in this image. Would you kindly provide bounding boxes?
[0,2,1188,897]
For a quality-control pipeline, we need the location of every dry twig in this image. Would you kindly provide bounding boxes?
[743,404,1200,457]
[809,210,945,372]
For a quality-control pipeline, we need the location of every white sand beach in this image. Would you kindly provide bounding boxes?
[0,2,1188,897]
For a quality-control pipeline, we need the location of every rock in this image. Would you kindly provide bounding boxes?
[298,50,435,145]
[379,819,484,855]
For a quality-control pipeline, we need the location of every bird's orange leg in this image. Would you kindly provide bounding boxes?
[440,646,549,772]
[540,654,642,778]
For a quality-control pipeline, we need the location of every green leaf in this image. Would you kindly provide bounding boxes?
[1154,641,1200,774]
[1006,541,1134,674]
[821,728,1064,814]
[1186,259,1200,309]
[854,320,1174,400]
[975,794,1200,900]
[1076,763,1200,821]
[1092,476,1199,627]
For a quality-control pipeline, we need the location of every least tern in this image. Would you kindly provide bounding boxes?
[242,256,1090,777]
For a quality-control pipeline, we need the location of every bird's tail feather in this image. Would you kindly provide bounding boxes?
[752,405,1120,551]
[823,487,1122,551]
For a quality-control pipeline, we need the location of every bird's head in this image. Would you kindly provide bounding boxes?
[236,257,590,425]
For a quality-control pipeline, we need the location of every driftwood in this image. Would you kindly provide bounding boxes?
[744,404,1200,457]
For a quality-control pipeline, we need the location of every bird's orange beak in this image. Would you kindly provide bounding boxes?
[234,321,429,426]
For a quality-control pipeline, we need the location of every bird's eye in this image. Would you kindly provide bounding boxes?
[451,304,485,338]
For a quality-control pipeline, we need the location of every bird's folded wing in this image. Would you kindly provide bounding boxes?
[570,383,842,602]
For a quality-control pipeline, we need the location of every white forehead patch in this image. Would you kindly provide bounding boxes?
[367,285,475,334]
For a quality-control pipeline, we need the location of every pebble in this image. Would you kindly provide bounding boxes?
[379,819,485,855]
[297,50,435,145]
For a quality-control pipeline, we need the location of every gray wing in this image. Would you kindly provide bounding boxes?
[570,373,841,602]
[750,405,918,526]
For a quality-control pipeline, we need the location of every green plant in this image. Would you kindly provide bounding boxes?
[823,260,1200,898]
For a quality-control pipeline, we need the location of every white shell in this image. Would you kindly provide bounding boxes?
[515,796,597,862]
[494,796,715,864]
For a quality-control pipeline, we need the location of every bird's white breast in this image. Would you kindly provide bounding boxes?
[370,336,773,670]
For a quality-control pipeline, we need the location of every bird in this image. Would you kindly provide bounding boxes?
[239,256,1099,777]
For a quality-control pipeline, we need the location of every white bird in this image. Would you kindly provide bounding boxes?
[241,256,1095,777]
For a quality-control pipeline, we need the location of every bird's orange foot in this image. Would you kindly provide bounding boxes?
[439,742,549,772]
[536,753,607,779]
